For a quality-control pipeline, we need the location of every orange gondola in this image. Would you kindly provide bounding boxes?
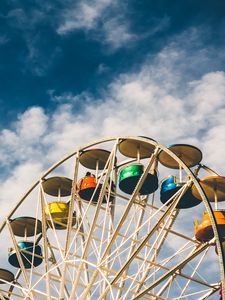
[78,172,114,203]
[195,211,225,242]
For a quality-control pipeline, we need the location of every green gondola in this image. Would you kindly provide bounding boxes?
[119,164,158,195]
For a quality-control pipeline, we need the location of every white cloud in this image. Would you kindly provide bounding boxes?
[0,33,224,238]
[0,107,48,166]
[48,90,91,104]
[57,0,138,49]
[102,17,137,49]
[0,162,43,221]
[16,107,48,142]
[188,72,225,115]
[1,43,224,175]
[57,0,114,34]
[56,2,171,50]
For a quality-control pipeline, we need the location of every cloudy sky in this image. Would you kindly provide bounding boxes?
[0,0,225,214]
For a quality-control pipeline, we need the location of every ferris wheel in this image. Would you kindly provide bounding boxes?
[0,136,224,300]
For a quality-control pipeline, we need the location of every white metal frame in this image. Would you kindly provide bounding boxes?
[0,136,224,299]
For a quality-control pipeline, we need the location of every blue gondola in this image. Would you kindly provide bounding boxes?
[160,176,201,209]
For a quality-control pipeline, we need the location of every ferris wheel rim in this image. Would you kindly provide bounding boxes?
[0,135,224,299]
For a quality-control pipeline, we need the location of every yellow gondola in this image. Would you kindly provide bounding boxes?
[45,201,76,229]
[42,176,76,230]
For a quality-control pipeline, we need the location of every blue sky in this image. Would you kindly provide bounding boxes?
[0,0,225,125]
[0,1,225,214]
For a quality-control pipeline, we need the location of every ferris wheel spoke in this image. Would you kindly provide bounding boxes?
[97,185,187,300]
[75,201,100,263]
[108,185,186,270]
[58,154,79,300]
[122,209,180,298]
[142,249,213,291]
[133,208,179,295]
[45,239,71,298]
[131,242,210,300]
[99,200,177,296]
[98,177,117,259]
[156,275,175,299]
[178,248,209,299]
[197,285,220,299]
[78,224,91,294]
[0,283,31,299]
[69,145,118,299]
[82,150,160,299]
[119,209,181,299]
[107,203,142,270]
[39,185,51,300]
[98,194,117,295]
[115,197,150,300]
[40,185,65,260]
[7,269,22,298]
[6,219,35,300]
[172,287,216,299]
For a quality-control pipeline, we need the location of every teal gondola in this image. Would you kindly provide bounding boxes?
[8,241,42,269]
